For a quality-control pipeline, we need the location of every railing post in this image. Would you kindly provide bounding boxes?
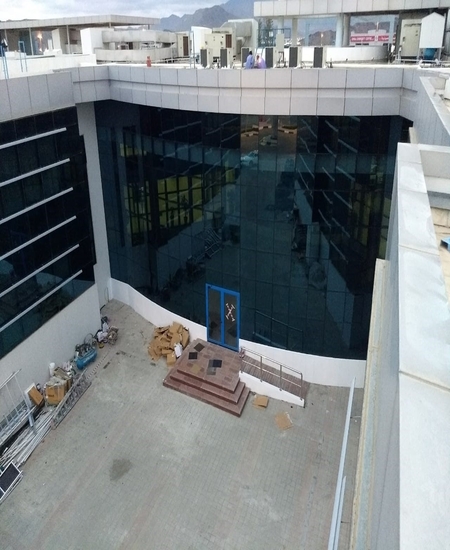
[259,356,263,381]
[279,365,282,390]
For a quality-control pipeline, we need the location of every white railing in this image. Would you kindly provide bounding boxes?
[239,346,303,402]
[328,377,356,550]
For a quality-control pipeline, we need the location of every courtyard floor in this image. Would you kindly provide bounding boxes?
[0,300,362,550]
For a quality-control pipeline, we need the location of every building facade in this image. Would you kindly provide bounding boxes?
[0,105,96,360]
[95,100,410,359]
[0,4,450,549]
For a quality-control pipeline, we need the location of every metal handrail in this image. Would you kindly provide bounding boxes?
[328,377,356,550]
[240,346,303,401]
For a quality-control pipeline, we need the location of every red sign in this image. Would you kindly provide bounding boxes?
[350,33,390,43]
[351,35,375,42]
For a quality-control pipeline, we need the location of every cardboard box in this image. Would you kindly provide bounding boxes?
[170,322,183,334]
[154,325,170,334]
[28,385,44,407]
[149,322,189,365]
[166,351,177,366]
[253,395,269,409]
[275,412,293,431]
[54,368,73,391]
[45,383,66,406]
[181,328,189,348]
[170,332,182,347]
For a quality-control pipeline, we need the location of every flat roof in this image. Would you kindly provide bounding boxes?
[0,14,159,31]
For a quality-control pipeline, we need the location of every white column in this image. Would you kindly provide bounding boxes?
[342,14,350,47]
[335,14,343,47]
[444,9,450,57]
[76,102,112,308]
[305,20,310,47]
[66,25,71,54]
[29,28,34,55]
[291,18,298,46]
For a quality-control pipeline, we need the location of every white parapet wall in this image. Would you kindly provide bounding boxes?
[298,45,388,65]
[0,52,97,79]
[109,278,365,388]
[95,48,176,63]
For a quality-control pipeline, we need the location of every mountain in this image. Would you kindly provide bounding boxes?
[222,0,255,18]
[159,0,254,32]
[159,6,235,32]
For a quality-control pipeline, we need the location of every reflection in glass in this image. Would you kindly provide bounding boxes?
[95,101,410,360]
[207,286,222,343]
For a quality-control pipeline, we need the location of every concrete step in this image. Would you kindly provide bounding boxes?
[177,361,240,393]
[168,368,246,404]
[163,372,250,417]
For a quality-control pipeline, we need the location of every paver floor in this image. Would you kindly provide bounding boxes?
[0,300,362,550]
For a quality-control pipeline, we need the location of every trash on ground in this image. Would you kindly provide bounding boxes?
[148,322,189,365]
[253,395,269,409]
[275,412,293,431]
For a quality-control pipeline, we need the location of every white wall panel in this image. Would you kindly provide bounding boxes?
[218,69,241,88]
[0,80,12,121]
[242,68,266,88]
[318,67,347,88]
[219,93,241,113]
[29,74,51,113]
[161,88,180,109]
[241,94,265,114]
[177,68,198,87]
[197,69,219,87]
[313,0,329,14]
[144,67,162,84]
[145,89,162,108]
[131,83,147,105]
[129,66,146,84]
[317,88,345,114]
[299,0,315,14]
[80,81,97,103]
[292,67,319,87]
[372,89,401,115]
[7,77,33,117]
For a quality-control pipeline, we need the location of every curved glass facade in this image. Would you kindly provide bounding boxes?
[96,101,410,359]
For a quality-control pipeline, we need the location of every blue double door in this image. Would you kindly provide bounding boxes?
[206,284,240,351]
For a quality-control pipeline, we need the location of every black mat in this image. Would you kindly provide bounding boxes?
[194,343,205,352]
[188,352,198,360]
[208,359,222,369]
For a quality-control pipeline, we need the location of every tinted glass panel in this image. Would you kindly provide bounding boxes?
[95,101,411,360]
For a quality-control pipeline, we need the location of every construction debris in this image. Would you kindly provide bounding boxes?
[44,368,73,406]
[148,322,189,365]
[275,412,293,431]
[253,395,269,409]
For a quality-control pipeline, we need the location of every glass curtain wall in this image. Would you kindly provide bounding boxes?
[96,101,409,360]
[0,108,96,358]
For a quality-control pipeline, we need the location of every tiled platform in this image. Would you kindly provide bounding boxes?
[163,339,250,416]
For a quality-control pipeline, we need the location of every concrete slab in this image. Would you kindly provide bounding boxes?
[0,300,362,550]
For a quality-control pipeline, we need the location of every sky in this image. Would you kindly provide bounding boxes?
[0,0,219,21]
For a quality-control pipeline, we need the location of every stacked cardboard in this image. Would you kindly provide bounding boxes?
[44,368,73,406]
[148,322,189,365]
